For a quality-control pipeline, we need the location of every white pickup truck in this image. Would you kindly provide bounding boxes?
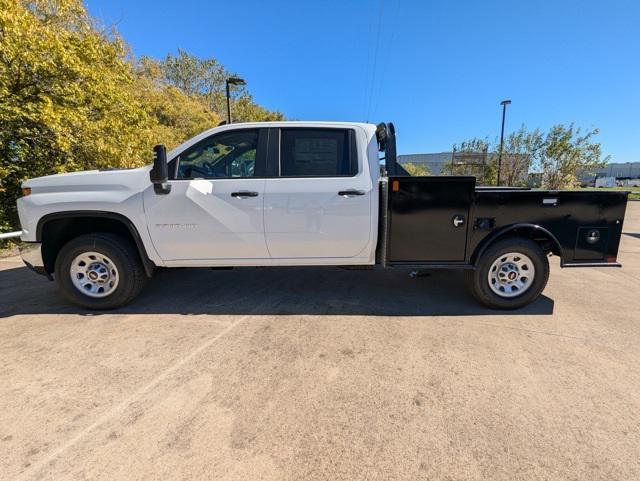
[17,121,628,310]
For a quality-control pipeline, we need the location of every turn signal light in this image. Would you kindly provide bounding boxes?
[21,187,31,197]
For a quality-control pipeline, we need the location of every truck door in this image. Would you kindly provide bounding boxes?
[388,177,475,262]
[263,127,372,259]
[143,128,270,261]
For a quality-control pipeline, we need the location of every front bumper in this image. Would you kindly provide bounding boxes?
[19,242,52,280]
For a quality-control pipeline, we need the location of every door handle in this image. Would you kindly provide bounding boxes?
[230,191,259,198]
[338,189,366,197]
[452,215,465,227]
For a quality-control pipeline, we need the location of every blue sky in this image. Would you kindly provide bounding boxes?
[86,0,640,161]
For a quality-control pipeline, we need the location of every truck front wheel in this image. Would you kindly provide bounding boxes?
[466,238,549,310]
[54,233,147,310]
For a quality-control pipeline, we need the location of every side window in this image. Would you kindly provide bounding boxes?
[280,128,357,177]
[176,129,259,179]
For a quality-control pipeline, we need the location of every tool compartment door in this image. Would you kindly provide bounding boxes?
[388,176,475,262]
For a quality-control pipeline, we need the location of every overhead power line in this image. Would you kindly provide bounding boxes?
[365,0,385,123]
[370,0,401,121]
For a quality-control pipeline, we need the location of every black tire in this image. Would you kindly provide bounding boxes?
[465,237,549,310]
[54,233,147,310]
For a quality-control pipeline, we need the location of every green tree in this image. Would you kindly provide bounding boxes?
[499,126,543,187]
[134,57,221,149]
[446,137,497,185]
[453,137,490,154]
[536,124,608,189]
[402,162,431,176]
[153,49,284,123]
[451,124,605,188]
[0,0,283,234]
[0,0,154,229]
[161,49,226,99]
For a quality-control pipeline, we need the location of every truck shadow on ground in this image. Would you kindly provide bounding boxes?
[0,265,554,318]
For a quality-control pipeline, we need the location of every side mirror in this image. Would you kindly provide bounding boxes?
[150,144,171,195]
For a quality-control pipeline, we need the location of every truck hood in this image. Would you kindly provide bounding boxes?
[23,166,151,193]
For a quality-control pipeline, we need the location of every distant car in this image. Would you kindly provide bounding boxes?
[624,179,640,187]
[596,176,617,188]
[17,122,629,310]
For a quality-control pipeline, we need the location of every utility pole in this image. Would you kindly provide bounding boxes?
[497,99,511,186]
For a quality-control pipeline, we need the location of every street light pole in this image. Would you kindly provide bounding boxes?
[497,99,511,186]
[225,77,246,124]
[225,81,231,124]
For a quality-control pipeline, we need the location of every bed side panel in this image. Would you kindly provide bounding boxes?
[469,190,628,264]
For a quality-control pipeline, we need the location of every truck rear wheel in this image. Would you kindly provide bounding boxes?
[465,238,549,310]
[54,233,146,310]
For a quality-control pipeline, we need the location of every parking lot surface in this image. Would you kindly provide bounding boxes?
[1,203,639,481]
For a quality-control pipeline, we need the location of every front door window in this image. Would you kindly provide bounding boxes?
[176,129,259,179]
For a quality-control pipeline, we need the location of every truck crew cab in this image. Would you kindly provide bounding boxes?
[17,122,628,310]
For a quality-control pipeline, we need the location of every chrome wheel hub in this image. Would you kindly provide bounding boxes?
[69,252,119,298]
[488,252,535,298]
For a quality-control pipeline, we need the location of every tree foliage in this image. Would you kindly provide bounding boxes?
[402,162,431,176]
[0,0,282,232]
[500,126,542,187]
[446,137,497,185]
[536,124,607,189]
[451,124,607,188]
[134,57,221,149]
[453,137,490,154]
[0,0,152,229]
[147,49,284,123]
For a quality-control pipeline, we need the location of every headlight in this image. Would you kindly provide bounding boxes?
[21,187,31,196]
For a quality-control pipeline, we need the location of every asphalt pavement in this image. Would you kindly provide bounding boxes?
[1,203,639,481]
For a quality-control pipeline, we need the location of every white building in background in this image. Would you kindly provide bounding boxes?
[599,162,640,178]
[579,162,640,185]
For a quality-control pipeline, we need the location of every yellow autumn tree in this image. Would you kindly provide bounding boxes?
[402,163,431,177]
[0,0,154,229]
[153,49,284,123]
[134,57,221,150]
[0,0,264,232]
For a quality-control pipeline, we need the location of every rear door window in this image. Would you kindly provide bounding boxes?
[279,128,357,177]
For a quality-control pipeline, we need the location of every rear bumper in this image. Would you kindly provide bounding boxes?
[19,242,52,280]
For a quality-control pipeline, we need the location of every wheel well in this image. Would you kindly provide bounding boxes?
[471,226,562,265]
[38,215,155,277]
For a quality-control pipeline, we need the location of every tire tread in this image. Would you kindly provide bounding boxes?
[54,233,146,310]
[466,237,549,310]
